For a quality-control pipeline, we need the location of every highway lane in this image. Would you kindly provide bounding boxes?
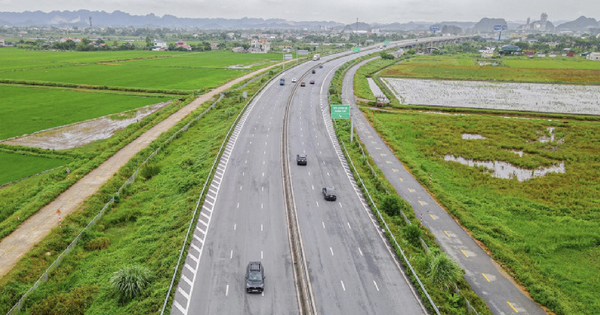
[342,58,547,315]
[287,54,427,314]
[172,37,468,315]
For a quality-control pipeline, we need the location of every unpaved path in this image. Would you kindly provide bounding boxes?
[0,64,278,279]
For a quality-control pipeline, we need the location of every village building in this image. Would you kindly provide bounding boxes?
[152,40,167,51]
[231,47,245,53]
[587,52,600,61]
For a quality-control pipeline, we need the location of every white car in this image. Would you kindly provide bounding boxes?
[292,78,297,83]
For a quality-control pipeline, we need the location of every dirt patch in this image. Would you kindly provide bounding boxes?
[1,101,171,150]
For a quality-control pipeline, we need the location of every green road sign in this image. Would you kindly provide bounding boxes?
[352,46,360,53]
[331,104,350,119]
[384,40,389,45]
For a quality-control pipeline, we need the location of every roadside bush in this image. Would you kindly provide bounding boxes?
[380,194,401,216]
[110,265,153,303]
[426,250,463,291]
[84,237,111,251]
[140,164,161,180]
[402,224,422,246]
[28,285,98,315]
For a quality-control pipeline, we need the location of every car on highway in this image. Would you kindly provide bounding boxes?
[312,69,316,74]
[245,261,265,293]
[296,154,307,165]
[301,82,306,87]
[319,64,323,68]
[309,80,315,84]
[292,78,297,83]
[322,187,337,201]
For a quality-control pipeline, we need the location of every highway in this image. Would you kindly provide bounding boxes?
[341,58,547,315]
[171,37,469,315]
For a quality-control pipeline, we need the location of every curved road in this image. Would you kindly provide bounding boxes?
[342,59,547,315]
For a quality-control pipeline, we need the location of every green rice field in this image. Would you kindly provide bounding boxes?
[0,85,170,140]
[0,152,69,185]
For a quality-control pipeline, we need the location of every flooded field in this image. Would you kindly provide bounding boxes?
[383,78,600,115]
[444,155,566,181]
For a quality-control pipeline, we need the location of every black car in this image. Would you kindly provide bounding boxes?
[312,69,316,74]
[322,187,337,201]
[319,64,323,68]
[297,154,307,165]
[245,261,265,293]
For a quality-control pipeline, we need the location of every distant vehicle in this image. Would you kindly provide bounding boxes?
[245,262,265,293]
[312,69,316,74]
[301,82,306,87]
[322,187,337,201]
[312,53,320,61]
[319,64,323,68]
[296,154,307,165]
[310,80,315,84]
[280,78,285,85]
[292,78,297,83]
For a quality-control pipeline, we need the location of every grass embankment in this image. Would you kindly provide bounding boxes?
[380,54,600,85]
[0,73,273,314]
[353,57,399,101]
[330,58,492,315]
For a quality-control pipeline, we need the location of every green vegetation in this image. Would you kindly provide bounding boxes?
[0,74,272,314]
[110,265,154,303]
[0,151,69,186]
[330,56,491,315]
[381,54,600,85]
[0,85,170,140]
[365,109,600,314]
[353,57,398,101]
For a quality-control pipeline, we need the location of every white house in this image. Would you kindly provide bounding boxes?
[587,52,600,61]
[152,40,167,51]
[0,38,4,46]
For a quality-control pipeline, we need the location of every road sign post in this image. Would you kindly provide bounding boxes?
[330,104,353,141]
[56,209,62,229]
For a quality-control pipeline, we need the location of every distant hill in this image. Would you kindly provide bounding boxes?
[471,17,508,33]
[0,10,344,29]
[556,16,599,31]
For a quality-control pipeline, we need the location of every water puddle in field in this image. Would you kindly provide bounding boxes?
[511,150,524,157]
[444,155,565,181]
[462,134,486,140]
[539,127,555,143]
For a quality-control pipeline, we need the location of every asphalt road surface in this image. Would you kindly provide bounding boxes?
[342,59,547,315]
[172,37,468,315]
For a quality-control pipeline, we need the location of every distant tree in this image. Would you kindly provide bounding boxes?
[380,194,401,216]
[380,51,394,60]
[514,41,529,50]
[145,36,152,48]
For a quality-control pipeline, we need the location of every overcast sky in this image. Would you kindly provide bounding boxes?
[1,0,597,24]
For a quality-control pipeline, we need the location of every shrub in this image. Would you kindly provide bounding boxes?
[380,194,401,216]
[140,164,161,180]
[426,250,463,291]
[28,285,99,315]
[84,237,111,251]
[110,265,153,302]
[402,224,422,245]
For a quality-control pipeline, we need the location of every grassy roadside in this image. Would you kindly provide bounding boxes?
[353,54,600,314]
[0,71,276,314]
[330,57,492,315]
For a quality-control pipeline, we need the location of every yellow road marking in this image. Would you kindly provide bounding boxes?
[409,188,415,193]
[399,177,403,182]
[482,273,491,282]
[380,153,387,157]
[368,136,373,138]
[507,301,518,313]
[461,250,469,258]
[4,245,14,254]
[429,214,436,220]
[444,230,451,237]
[48,212,55,217]
[375,147,381,150]
[30,226,38,232]
[68,197,74,202]
[385,160,391,164]
[392,168,398,173]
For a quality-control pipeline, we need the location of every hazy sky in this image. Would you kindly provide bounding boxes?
[0,0,597,24]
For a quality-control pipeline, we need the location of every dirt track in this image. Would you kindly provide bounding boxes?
[0,65,278,279]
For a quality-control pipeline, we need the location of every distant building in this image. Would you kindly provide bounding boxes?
[587,52,600,61]
[249,38,270,53]
[232,47,246,53]
[499,45,521,55]
[0,38,4,46]
[210,43,219,50]
[152,40,167,51]
[175,40,192,51]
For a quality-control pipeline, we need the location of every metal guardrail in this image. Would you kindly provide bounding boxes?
[345,132,481,315]
[5,94,225,315]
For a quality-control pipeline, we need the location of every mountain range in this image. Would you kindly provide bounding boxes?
[0,10,597,33]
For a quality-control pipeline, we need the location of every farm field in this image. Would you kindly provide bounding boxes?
[0,85,170,140]
[380,54,600,85]
[383,78,600,115]
[0,152,69,186]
